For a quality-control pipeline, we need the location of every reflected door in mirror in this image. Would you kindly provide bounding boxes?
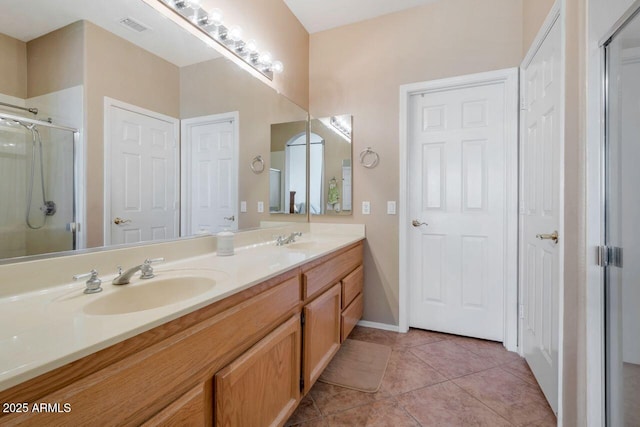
[181,113,238,235]
[107,101,179,245]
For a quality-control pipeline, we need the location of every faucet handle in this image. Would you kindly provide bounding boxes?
[73,269,103,294]
[141,257,164,279]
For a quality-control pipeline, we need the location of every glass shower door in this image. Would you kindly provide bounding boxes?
[605,11,640,426]
[0,115,77,259]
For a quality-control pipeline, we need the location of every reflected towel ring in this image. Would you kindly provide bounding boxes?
[251,155,265,174]
[359,147,379,168]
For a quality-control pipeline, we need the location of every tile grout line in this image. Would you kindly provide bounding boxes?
[447,380,516,426]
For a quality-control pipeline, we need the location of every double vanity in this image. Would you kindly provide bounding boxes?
[0,224,365,426]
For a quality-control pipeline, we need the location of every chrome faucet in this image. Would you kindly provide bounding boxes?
[73,269,103,294]
[113,258,164,285]
[275,232,303,246]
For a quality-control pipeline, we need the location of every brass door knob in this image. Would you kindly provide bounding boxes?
[412,219,428,228]
[536,230,559,243]
[113,217,132,225]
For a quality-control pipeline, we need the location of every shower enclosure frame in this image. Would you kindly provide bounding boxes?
[0,111,81,258]
[600,2,640,424]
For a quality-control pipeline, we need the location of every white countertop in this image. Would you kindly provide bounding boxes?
[0,225,364,392]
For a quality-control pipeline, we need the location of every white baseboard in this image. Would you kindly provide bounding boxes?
[357,320,401,332]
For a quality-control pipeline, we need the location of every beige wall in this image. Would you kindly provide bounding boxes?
[27,21,84,98]
[180,57,308,229]
[84,21,180,247]
[0,33,27,99]
[309,0,524,325]
[523,0,556,54]
[200,0,309,109]
[271,120,307,152]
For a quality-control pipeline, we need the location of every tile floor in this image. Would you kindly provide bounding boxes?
[286,326,556,427]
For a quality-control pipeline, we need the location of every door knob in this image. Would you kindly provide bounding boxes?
[536,230,559,244]
[412,219,428,228]
[113,217,132,225]
[224,215,235,221]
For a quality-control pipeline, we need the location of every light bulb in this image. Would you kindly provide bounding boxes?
[259,51,272,66]
[245,39,257,53]
[207,8,223,26]
[272,60,284,74]
[229,25,243,42]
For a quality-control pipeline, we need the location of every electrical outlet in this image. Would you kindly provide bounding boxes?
[257,201,264,213]
[240,201,247,213]
[387,201,397,215]
[362,201,371,215]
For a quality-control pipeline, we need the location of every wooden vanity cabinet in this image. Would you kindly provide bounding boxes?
[0,241,364,427]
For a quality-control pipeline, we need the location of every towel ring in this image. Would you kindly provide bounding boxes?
[250,155,265,174]
[359,147,379,169]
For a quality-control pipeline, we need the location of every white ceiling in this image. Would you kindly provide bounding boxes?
[0,0,221,67]
[284,0,442,34]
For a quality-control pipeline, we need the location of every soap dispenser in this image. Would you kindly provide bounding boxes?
[217,228,235,256]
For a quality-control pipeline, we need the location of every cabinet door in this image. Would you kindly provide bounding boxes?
[215,315,301,427]
[303,283,342,394]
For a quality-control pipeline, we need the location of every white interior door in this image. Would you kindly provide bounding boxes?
[181,113,238,234]
[520,18,562,414]
[106,101,179,245]
[407,73,517,342]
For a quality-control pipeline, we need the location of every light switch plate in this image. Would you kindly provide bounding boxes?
[387,201,397,215]
[257,201,264,213]
[240,201,247,213]
[362,201,371,215]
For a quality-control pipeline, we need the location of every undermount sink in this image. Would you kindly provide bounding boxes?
[83,275,216,315]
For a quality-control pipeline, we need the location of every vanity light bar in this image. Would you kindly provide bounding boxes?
[160,0,284,80]
[330,116,352,140]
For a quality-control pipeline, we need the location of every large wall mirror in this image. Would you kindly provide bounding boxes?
[0,0,308,262]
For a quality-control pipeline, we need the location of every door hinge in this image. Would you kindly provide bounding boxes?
[520,96,527,111]
[519,304,524,320]
[300,378,304,392]
[301,312,305,326]
[597,246,623,267]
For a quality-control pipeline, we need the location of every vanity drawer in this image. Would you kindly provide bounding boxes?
[303,244,363,300]
[341,265,363,309]
[341,292,363,342]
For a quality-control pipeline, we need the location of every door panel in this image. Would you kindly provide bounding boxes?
[408,80,511,342]
[108,105,179,245]
[520,19,561,414]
